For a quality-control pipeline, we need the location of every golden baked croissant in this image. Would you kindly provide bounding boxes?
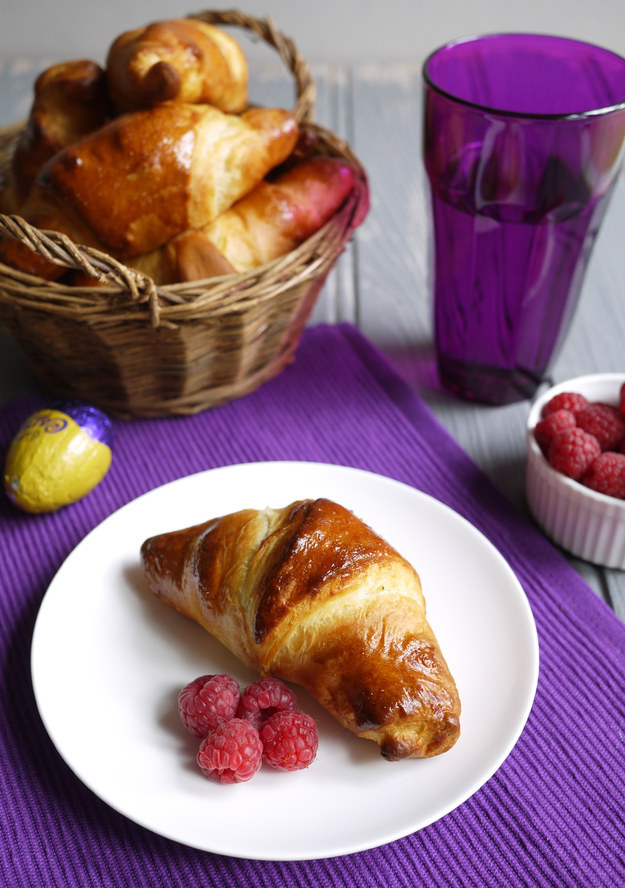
[0,102,299,277]
[106,18,248,113]
[129,156,359,283]
[140,498,461,760]
[0,60,111,214]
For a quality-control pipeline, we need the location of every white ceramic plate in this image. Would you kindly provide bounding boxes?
[31,461,539,861]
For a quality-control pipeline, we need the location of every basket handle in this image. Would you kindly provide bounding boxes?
[188,8,317,124]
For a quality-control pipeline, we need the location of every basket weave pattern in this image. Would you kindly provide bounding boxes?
[0,9,369,418]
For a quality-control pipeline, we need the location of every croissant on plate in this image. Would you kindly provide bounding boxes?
[140,498,461,760]
[106,18,249,113]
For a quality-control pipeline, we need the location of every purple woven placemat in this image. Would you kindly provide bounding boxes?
[1,323,623,887]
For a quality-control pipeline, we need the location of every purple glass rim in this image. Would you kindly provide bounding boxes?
[422,32,625,120]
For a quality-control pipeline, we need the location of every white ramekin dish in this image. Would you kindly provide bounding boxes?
[526,373,625,569]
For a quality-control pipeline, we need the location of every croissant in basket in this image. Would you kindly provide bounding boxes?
[0,60,112,214]
[129,155,360,283]
[141,498,461,761]
[0,101,299,278]
[106,18,249,113]
[0,16,365,287]
[0,16,248,218]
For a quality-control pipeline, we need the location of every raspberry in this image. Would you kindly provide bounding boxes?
[259,711,319,772]
[620,383,625,416]
[197,718,263,784]
[534,408,576,454]
[576,403,625,451]
[178,674,241,739]
[541,391,589,419]
[547,427,601,480]
[236,677,299,729]
[581,451,625,498]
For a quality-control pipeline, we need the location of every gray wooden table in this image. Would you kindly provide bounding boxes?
[2,56,625,623]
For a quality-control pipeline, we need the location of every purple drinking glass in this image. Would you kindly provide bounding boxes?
[422,34,625,405]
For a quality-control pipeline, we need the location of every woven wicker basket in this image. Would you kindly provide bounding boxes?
[0,9,369,418]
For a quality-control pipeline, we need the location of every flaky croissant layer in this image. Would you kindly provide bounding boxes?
[140,498,461,760]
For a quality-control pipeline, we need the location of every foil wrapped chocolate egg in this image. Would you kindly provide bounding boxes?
[3,401,113,513]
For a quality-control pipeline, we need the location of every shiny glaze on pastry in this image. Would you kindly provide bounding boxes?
[141,498,461,760]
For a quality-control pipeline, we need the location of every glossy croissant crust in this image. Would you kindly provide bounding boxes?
[0,18,368,286]
[8,59,111,209]
[106,18,248,114]
[129,155,359,283]
[140,498,461,760]
[22,103,299,259]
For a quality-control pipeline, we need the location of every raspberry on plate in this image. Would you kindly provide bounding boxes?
[541,391,589,419]
[197,718,263,784]
[582,451,625,498]
[547,427,601,480]
[576,403,625,452]
[236,677,299,729]
[178,673,241,739]
[534,408,576,454]
[259,711,319,772]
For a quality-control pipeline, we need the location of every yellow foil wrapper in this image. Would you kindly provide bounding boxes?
[4,408,112,513]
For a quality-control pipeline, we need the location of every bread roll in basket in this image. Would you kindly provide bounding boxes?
[0,9,369,418]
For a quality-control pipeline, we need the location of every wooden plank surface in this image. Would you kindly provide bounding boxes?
[1,57,624,622]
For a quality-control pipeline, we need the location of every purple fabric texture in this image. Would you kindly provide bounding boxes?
[0,323,623,887]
